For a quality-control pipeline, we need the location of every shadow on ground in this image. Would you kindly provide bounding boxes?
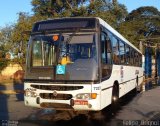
[0,84,9,120]
[13,80,24,101]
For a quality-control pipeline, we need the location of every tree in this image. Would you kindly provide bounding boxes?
[31,0,86,17]
[118,6,160,47]
[0,25,14,50]
[31,0,128,26]
[0,0,128,70]
[0,31,11,72]
[126,6,160,21]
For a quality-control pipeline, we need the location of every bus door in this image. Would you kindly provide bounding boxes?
[100,30,113,108]
[101,31,112,80]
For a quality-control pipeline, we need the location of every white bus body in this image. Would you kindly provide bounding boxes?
[24,17,143,111]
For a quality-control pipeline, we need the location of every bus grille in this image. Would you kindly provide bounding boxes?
[40,93,73,100]
[31,85,83,91]
[40,103,73,109]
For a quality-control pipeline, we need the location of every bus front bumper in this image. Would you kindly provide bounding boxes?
[24,95,100,111]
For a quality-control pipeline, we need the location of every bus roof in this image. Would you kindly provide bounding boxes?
[32,17,97,32]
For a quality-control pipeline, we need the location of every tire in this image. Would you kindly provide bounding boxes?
[111,84,119,114]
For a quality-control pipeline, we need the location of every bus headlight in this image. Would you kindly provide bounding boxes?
[31,92,37,97]
[25,91,31,97]
[25,91,37,97]
[76,93,97,100]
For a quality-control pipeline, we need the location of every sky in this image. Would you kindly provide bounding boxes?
[0,0,159,27]
[118,0,160,12]
[0,0,32,27]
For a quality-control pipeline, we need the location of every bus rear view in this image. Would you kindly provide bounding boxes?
[24,18,101,110]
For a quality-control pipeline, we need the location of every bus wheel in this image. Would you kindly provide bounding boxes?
[111,84,119,114]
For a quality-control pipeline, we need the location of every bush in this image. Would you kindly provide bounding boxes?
[0,58,9,72]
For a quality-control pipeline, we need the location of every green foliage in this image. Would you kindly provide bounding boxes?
[126,6,160,21]
[118,6,160,48]
[0,58,9,72]
[0,25,14,52]
[31,0,128,25]
[0,45,6,58]
[0,41,9,72]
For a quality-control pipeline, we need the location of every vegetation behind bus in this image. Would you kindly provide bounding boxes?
[0,0,159,69]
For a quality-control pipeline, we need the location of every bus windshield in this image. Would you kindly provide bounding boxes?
[28,32,98,81]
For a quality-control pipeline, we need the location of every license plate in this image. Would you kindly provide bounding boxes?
[74,100,88,105]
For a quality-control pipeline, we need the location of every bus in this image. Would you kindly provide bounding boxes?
[24,17,143,111]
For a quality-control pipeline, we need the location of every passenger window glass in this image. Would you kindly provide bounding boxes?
[44,43,55,66]
[130,50,135,65]
[139,54,142,67]
[112,36,120,64]
[32,41,42,66]
[135,52,139,66]
[126,45,130,65]
[101,34,107,64]
[32,36,56,67]
[119,41,125,64]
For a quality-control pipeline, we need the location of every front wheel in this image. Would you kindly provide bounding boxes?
[111,84,119,114]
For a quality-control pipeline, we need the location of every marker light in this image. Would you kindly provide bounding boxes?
[91,93,97,99]
[53,35,59,41]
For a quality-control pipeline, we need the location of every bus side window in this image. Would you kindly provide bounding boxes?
[119,40,125,64]
[135,52,138,66]
[139,54,142,67]
[135,52,139,67]
[125,45,130,65]
[130,49,134,65]
[133,50,136,66]
[111,36,120,64]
